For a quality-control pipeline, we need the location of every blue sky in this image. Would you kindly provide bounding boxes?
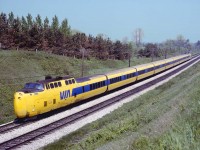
[0,0,199,42]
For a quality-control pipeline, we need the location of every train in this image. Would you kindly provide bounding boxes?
[14,54,191,118]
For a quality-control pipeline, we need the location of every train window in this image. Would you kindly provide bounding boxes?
[82,86,85,92]
[50,83,54,89]
[69,80,72,84]
[90,84,92,90]
[94,83,96,89]
[54,82,58,88]
[65,80,68,85]
[103,81,105,86]
[58,82,62,87]
[92,84,94,90]
[95,83,97,89]
[98,82,101,88]
[72,79,75,84]
[46,84,49,89]
[95,83,98,88]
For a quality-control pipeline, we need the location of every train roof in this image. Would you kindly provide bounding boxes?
[105,67,134,75]
[37,75,73,84]
[76,74,105,83]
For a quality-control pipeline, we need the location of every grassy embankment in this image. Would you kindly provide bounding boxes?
[43,57,200,149]
[0,50,152,124]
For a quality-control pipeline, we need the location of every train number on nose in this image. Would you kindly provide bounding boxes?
[60,90,70,100]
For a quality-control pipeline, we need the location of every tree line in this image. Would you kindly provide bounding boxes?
[0,12,200,61]
[0,12,131,60]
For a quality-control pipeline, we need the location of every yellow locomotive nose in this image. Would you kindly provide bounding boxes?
[14,92,27,118]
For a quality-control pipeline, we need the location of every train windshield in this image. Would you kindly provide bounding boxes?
[24,83,44,91]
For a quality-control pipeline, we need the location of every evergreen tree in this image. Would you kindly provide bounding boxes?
[21,16,28,31]
[43,16,49,29]
[26,13,33,29]
[35,14,42,29]
[60,18,70,37]
[13,17,22,48]
[8,12,14,27]
[0,13,9,48]
[51,15,59,31]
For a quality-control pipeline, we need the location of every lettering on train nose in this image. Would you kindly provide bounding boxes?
[60,90,70,100]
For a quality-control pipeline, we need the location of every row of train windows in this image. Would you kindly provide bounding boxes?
[65,79,75,85]
[110,77,122,84]
[126,73,136,79]
[46,82,62,89]
[90,81,106,90]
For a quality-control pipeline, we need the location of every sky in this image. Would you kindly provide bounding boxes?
[0,0,199,43]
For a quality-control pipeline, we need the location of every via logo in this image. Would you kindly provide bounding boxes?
[60,90,70,100]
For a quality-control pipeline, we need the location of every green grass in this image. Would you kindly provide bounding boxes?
[0,49,152,124]
[43,58,200,149]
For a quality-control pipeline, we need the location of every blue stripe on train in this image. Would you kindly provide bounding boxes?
[72,87,83,96]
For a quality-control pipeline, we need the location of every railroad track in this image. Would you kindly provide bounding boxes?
[0,54,199,150]
[0,117,38,135]
[0,121,20,134]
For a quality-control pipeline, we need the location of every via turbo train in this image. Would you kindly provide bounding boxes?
[14,54,191,118]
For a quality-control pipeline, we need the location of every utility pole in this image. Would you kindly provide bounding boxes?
[164,49,167,59]
[80,47,85,77]
[151,48,154,62]
[128,50,131,67]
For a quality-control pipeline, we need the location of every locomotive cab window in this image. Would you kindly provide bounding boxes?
[24,83,44,91]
